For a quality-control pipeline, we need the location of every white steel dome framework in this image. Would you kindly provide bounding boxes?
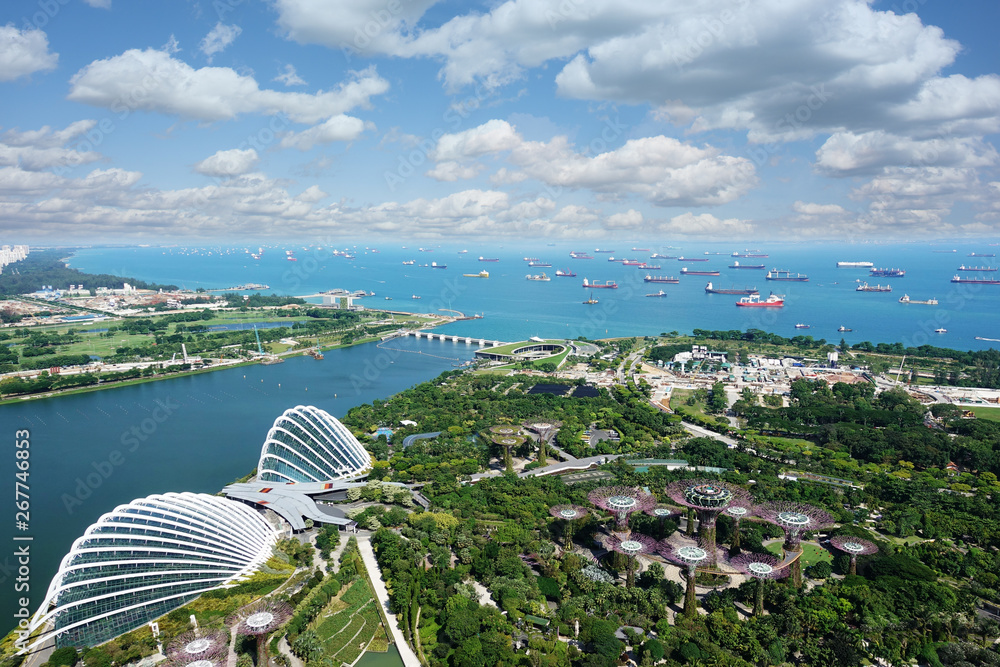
[23,493,278,651]
[257,405,372,483]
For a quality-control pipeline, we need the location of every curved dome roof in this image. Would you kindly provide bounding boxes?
[26,493,277,650]
[257,405,372,483]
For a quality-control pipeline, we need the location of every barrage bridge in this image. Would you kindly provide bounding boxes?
[383,330,508,347]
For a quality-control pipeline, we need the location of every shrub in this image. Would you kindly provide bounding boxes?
[806,561,832,579]
[48,648,78,667]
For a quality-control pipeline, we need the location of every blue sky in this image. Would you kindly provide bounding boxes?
[1,0,998,242]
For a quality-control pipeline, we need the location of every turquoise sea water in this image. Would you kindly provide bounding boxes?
[69,242,1000,350]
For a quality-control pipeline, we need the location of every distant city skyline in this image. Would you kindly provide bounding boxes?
[0,0,998,242]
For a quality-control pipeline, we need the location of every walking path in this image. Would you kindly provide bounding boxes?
[356,534,422,667]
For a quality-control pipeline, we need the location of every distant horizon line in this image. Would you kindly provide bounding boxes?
[12,239,1000,248]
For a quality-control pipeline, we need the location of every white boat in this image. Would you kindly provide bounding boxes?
[898,294,938,305]
[935,328,947,333]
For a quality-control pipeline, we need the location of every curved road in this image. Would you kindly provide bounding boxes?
[401,431,441,448]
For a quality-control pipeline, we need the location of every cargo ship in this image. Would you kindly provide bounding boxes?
[969,253,996,257]
[644,275,679,283]
[681,267,720,276]
[838,326,852,332]
[526,273,551,281]
[705,282,758,295]
[571,253,594,259]
[555,269,576,277]
[607,257,625,262]
[677,257,710,262]
[632,247,651,252]
[479,256,500,262]
[641,264,661,270]
[957,265,997,271]
[766,269,809,281]
[523,257,540,262]
[594,249,614,253]
[645,290,668,298]
[463,270,489,278]
[402,260,415,265]
[869,268,905,277]
[582,278,618,289]
[856,282,892,292]
[528,261,552,267]
[794,324,810,329]
[898,294,937,304]
[729,261,765,269]
[732,250,768,258]
[431,262,447,269]
[951,275,1000,284]
[736,293,784,307]
[836,261,873,267]
[622,259,644,266]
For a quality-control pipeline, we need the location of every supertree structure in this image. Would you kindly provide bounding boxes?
[489,427,526,473]
[830,535,878,575]
[604,533,658,588]
[755,501,835,588]
[643,504,681,539]
[549,504,589,550]
[724,501,754,554]
[660,537,711,618]
[230,599,292,666]
[729,552,786,616]
[165,630,230,667]
[588,486,657,533]
[664,479,751,566]
[527,421,555,466]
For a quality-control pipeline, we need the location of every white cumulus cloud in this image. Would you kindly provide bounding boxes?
[193,148,259,177]
[431,119,756,206]
[68,50,389,124]
[0,26,58,81]
[605,209,643,229]
[279,114,369,150]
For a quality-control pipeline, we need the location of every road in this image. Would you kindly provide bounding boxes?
[680,421,738,447]
[401,431,441,448]
[356,534,422,667]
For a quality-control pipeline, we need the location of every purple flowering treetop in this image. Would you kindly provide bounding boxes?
[588,486,657,529]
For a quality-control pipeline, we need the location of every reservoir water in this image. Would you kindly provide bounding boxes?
[0,336,476,629]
